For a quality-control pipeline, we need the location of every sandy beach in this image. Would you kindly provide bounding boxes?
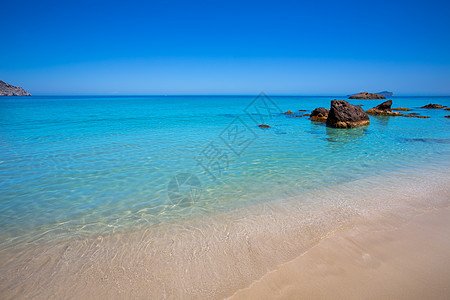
[231,207,450,300]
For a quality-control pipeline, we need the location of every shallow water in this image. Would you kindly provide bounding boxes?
[0,95,449,248]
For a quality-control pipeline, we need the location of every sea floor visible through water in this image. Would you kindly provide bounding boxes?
[0,162,449,299]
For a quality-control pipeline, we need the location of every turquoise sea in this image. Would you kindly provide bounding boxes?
[1,95,450,250]
[1,95,450,298]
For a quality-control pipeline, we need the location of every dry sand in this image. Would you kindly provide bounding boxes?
[230,207,450,300]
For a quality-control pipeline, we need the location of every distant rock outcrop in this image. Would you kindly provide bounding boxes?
[348,92,386,100]
[309,107,329,123]
[421,104,446,109]
[366,100,403,116]
[0,80,31,96]
[326,100,370,128]
[375,91,394,98]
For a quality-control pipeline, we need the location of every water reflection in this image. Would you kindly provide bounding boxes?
[325,126,368,144]
[370,115,390,126]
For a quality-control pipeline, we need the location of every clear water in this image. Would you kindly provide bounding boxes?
[1,95,449,249]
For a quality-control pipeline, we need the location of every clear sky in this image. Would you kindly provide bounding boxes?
[1,0,449,95]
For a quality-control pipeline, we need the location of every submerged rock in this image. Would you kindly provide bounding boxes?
[309,107,329,123]
[348,92,386,99]
[284,110,294,114]
[404,113,430,118]
[444,107,450,111]
[326,100,370,128]
[445,115,450,119]
[392,107,411,111]
[258,124,270,128]
[421,104,446,109]
[0,80,31,96]
[366,100,403,116]
[298,109,308,112]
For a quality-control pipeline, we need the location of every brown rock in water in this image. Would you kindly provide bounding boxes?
[326,100,370,128]
[444,107,450,111]
[421,104,446,109]
[366,100,403,116]
[404,113,430,119]
[348,92,386,99]
[375,100,393,110]
[284,110,294,114]
[369,110,403,116]
[309,107,329,123]
[303,113,310,116]
[258,124,270,128]
[445,115,450,118]
[298,109,308,112]
[403,114,415,118]
[392,107,411,111]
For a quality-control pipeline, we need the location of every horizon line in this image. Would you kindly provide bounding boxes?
[7,94,450,97]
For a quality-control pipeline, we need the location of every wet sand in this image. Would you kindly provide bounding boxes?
[231,207,450,300]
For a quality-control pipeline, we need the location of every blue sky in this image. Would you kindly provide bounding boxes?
[1,0,449,95]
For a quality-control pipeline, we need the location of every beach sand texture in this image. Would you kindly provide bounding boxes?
[231,207,450,300]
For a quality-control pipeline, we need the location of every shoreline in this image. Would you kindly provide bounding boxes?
[1,159,449,252]
[230,206,450,299]
[1,167,449,299]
